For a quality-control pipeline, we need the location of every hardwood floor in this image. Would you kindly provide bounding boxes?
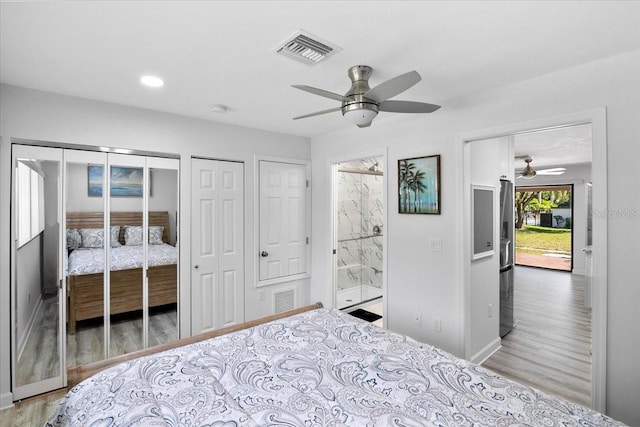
[16,294,60,386]
[482,266,591,407]
[0,389,66,426]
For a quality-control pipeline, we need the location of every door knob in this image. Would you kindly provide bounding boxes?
[261,251,269,257]
[194,265,199,269]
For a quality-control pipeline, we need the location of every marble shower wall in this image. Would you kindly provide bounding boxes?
[336,157,383,293]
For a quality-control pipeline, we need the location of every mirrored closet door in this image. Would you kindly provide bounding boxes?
[11,145,64,400]
[65,149,107,366]
[12,144,179,400]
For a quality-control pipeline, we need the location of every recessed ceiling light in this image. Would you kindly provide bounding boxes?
[140,75,164,88]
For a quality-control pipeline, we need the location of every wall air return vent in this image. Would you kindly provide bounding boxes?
[274,30,341,66]
[273,287,296,313]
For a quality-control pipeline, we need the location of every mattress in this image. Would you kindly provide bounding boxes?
[66,243,178,276]
[46,308,623,426]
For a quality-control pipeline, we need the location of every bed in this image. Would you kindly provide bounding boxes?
[47,304,623,426]
[66,211,177,334]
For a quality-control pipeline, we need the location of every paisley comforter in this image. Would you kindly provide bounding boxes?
[46,308,623,426]
[66,243,178,276]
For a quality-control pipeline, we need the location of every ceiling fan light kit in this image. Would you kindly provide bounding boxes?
[293,65,441,127]
[516,155,567,179]
[521,158,537,179]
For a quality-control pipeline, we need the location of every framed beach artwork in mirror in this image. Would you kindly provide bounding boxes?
[88,165,149,197]
[398,154,440,214]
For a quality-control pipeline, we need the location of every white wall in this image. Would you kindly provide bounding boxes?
[311,50,640,424]
[468,138,503,362]
[15,237,42,355]
[0,84,310,408]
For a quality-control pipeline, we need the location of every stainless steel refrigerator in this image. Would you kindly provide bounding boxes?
[499,179,514,337]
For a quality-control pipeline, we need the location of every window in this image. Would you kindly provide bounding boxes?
[16,161,45,247]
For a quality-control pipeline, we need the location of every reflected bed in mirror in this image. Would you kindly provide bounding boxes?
[65,211,178,336]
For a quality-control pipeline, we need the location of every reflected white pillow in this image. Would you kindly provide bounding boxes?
[110,225,121,247]
[149,226,164,245]
[66,228,82,250]
[124,225,143,246]
[80,228,104,248]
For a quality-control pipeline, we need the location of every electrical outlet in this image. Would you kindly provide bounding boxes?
[488,304,493,318]
[433,317,441,332]
[413,312,422,326]
[258,290,265,301]
[429,238,442,252]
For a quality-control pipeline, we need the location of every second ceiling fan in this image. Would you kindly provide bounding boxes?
[517,156,567,179]
[292,65,441,128]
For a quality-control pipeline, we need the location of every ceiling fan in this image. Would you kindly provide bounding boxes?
[292,65,441,128]
[516,156,567,179]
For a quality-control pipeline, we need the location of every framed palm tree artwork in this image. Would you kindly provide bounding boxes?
[398,154,440,214]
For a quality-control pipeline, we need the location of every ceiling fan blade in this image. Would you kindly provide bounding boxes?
[364,70,421,102]
[378,100,441,113]
[293,106,342,120]
[536,168,567,175]
[292,85,347,102]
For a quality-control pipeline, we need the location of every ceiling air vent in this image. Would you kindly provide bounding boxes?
[274,30,341,66]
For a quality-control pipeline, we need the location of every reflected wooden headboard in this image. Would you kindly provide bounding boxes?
[66,211,171,244]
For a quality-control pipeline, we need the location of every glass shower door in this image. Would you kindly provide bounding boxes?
[335,157,384,309]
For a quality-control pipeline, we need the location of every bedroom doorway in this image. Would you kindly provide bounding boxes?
[10,142,180,400]
[463,111,606,411]
[333,156,385,325]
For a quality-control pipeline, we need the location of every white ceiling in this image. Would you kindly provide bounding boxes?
[1,1,639,144]
[513,123,592,170]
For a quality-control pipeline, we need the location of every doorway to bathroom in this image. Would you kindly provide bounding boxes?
[333,156,384,325]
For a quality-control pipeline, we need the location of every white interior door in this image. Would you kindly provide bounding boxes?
[258,161,308,281]
[191,158,244,334]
